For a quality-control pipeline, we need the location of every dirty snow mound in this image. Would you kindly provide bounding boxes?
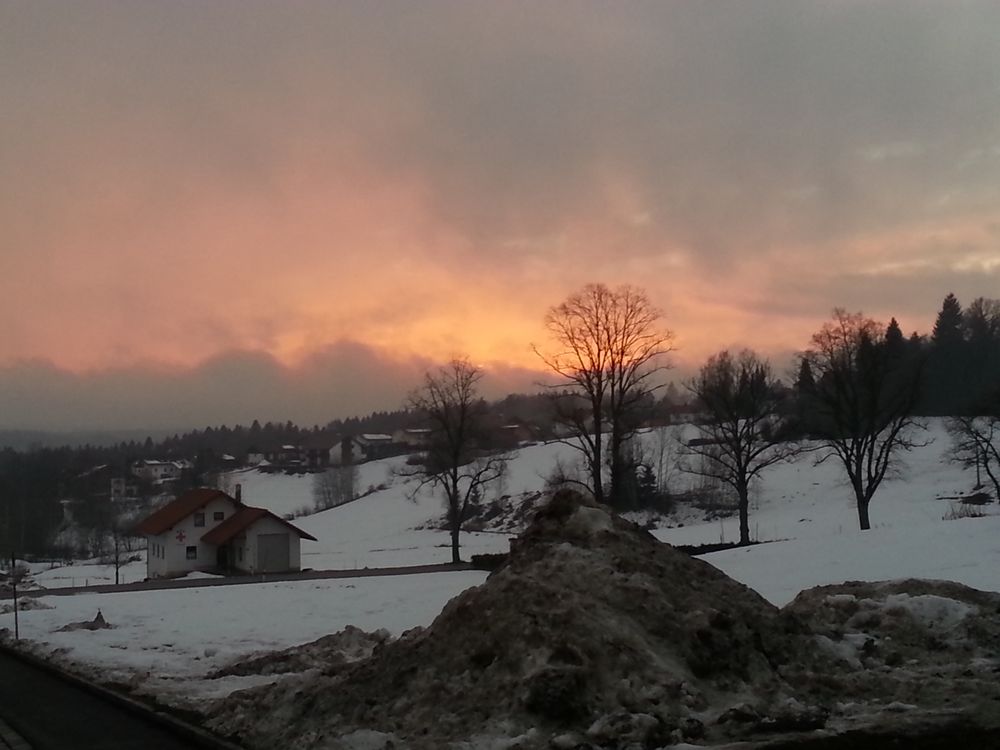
[209,625,390,678]
[785,579,1000,732]
[209,490,828,749]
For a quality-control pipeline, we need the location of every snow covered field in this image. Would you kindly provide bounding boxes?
[9,570,487,706]
[7,419,1000,710]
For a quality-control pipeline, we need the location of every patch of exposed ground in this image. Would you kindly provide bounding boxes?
[418,491,548,534]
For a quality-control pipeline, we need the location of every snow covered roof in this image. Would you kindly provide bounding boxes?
[358,433,393,442]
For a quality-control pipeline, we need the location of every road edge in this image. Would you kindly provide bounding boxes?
[0,641,243,750]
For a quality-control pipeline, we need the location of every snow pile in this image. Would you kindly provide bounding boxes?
[57,610,113,632]
[785,579,1000,732]
[208,491,831,749]
[208,625,390,679]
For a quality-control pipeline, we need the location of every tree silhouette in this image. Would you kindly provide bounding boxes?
[685,350,798,544]
[804,310,924,530]
[535,283,674,508]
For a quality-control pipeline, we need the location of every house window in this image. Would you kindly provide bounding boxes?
[213,511,224,521]
[186,546,197,560]
[194,512,205,527]
[237,547,243,562]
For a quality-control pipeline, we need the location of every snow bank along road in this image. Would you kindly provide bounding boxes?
[0,647,239,750]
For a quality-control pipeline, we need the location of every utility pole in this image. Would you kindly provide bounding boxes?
[10,552,18,642]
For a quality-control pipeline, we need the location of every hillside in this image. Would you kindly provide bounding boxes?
[5,419,1000,743]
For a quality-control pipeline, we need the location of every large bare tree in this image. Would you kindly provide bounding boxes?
[949,415,1000,501]
[804,309,924,530]
[535,283,674,508]
[407,358,510,563]
[685,349,797,545]
[948,386,1000,501]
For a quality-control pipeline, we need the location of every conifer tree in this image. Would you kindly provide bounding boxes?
[932,293,964,348]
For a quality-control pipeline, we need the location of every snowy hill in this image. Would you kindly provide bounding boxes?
[223,419,993,588]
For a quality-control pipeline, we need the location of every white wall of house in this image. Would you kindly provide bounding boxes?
[239,516,303,574]
[144,496,239,579]
[146,532,170,578]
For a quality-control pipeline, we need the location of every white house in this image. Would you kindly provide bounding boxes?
[132,459,182,483]
[135,488,316,579]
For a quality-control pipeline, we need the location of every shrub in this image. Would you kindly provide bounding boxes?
[942,502,986,521]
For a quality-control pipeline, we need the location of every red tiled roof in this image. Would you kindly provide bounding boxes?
[134,488,236,536]
[201,506,318,545]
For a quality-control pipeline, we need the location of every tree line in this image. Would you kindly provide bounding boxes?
[408,286,999,560]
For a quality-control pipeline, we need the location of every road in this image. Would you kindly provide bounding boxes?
[0,649,233,749]
[2,561,474,600]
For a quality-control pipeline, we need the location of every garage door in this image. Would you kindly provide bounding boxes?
[257,533,290,573]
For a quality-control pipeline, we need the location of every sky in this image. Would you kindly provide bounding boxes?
[1,1,999,431]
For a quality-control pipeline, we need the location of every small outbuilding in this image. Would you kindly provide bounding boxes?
[135,487,317,579]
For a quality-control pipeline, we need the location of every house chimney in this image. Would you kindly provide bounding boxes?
[235,483,242,503]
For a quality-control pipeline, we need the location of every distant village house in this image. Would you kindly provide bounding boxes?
[132,459,191,483]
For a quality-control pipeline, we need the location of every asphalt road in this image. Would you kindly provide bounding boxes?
[0,649,227,749]
[2,561,474,600]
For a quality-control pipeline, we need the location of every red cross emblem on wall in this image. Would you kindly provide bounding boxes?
[176,530,186,543]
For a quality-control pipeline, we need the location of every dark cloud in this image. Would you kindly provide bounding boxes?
[5,2,998,262]
[0,342,548,431]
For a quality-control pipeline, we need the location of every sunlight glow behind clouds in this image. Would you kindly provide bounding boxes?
[1,1,999,427]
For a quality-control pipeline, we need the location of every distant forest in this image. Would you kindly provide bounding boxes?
[1,292,998,558]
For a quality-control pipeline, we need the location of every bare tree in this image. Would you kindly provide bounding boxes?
[804,309,924,530]
[98,510,141,584]
[649,425,683,497]
[108,520,128,585]
[406,358,511,563]
[313,464,359,511]
[948,394,1000,501]
[535,283,674,509]
[684,350,797,545]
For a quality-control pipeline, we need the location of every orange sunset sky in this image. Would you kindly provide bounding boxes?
[2,2,999,430]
